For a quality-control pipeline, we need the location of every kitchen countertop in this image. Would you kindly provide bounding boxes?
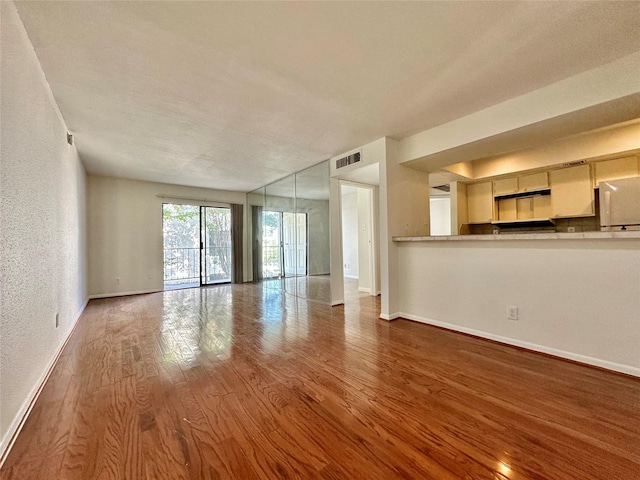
[392,231,640,242]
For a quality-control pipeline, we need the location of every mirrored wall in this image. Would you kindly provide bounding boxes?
[247,161,330,303]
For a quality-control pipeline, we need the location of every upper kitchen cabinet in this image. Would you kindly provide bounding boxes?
[467,181,493,223]
[594,156,640,186]
[493,177,518,196]
[493,172,548,197]
[518,172,548,192]
[550,164,594,218]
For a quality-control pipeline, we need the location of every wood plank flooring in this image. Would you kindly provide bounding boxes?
[2,282,639,479]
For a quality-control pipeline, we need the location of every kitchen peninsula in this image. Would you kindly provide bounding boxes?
[390,230,640,377]
[389,154,640,377]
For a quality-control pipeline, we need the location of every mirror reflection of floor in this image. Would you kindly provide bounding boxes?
[261,274,331,304]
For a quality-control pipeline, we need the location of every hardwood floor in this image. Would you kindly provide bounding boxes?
[2,283,639,479]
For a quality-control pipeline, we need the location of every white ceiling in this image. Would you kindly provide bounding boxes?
[14,1,640,192]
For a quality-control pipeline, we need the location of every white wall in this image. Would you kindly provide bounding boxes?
[329,177,344,305]
[397,239,640,375]
[357,188,372,292]
[379,138,430,319]
[429,197,451,236]
[0,1,88,455]
[341,188,359,278]
[87,175,247,297]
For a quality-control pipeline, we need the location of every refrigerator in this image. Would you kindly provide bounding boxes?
[599,177,640,231]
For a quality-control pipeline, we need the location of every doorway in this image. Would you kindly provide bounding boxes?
[162,204,232,289]
[340,183,377,300]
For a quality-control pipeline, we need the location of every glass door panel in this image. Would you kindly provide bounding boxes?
[295,213,307,276]
[162,204,201,289]
[262,211,281,278]
[201,207,232,285]
[282,212,297,277]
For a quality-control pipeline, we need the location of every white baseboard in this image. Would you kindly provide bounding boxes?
[398,312,640,377]
[357,287,371,293]
[0,296,89,468]
[379,312,401,321]
[88,288,161,300]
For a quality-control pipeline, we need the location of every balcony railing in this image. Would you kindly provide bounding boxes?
[203,246,232,283]
[262,245,281,278]
[164,247,199,286]
[163,246,232,286]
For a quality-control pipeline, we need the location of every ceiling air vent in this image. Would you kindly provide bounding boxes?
[561,160,586,167]
[336,151,361,169]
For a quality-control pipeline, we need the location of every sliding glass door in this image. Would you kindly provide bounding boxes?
[163,204,231,289]
[201,207,231,285]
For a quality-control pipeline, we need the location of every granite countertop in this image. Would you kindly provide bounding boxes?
[392,231,640,242]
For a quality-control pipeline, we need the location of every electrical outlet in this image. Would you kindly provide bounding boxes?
[507,306,519,320]
[116,277,121,284]
[55,313,59,328]
[567,227,576,233]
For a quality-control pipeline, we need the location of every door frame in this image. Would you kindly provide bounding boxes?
[339,180,378,299]
[162,202,232,290]
[200,205,232,286]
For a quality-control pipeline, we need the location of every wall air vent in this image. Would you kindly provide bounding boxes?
[561,160,586,167]
[336,151,361,169]
[433,184,451,192]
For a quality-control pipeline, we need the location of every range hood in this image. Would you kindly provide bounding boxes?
[491,218,556,228]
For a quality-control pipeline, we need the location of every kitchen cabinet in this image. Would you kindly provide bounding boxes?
[496,194,552,221]
[493,177,518,196]
[550,165,594,217]
[594,156,639,186]
[497,198,517,221]
[467,182,493,223]
[516,198,534,220]
[518,172,548,192]
[532,195,552,219]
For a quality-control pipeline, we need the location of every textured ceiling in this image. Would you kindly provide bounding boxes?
[14,1,640,192]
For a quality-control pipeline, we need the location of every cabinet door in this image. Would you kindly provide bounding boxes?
[493,177,518,196]
[497,198,517,221]
[550,165,594,217]
[532,195,552,219]
[467,182,493,223]
[516,198,534,220]
[519,172,548,192]
[594,156,639,186]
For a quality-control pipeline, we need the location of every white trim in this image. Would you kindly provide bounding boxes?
[0,297,89,468]
[398,312,640,377]
[331,299,345,306]
[89,289,161,300]
[379,312,401,321]
[343,274,359,279]
[156,194,230,208]
[358,287,371,293]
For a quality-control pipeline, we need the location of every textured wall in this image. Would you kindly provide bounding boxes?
[87,175,247,297]
[0,2,88,450]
